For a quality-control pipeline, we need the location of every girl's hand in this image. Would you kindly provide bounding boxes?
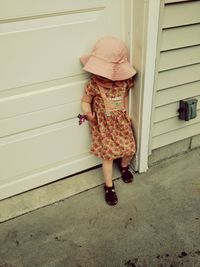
[126,115,133,125]
[86,112,96,124]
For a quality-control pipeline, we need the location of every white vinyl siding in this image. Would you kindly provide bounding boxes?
[163,1,200,27]
[151,0,200,150]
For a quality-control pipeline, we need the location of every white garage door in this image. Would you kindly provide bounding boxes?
[0,0,132,200]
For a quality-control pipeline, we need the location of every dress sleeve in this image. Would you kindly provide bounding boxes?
[125,77,134,96]
[82,80,97,103]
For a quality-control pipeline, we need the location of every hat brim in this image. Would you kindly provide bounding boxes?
[80,55,90,65]
[80,55,136,81]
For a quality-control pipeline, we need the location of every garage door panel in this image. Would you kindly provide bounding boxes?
[0,0,124,199]
[0,10,106,91]
[0,101,81,138]
[0,153,101,200]
[0,119,91,181]
[0,80,85,120]
[0,0,107,20]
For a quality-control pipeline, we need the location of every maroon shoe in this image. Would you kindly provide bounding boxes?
[119,165,134,183]
[104,184,118,206]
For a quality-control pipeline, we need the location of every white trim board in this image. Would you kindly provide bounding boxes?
[137,0,161,172]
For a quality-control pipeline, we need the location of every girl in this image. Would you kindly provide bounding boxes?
[80,36,136,206]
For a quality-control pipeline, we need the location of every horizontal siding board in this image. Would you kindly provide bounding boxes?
[153,110,200,136]
[154,102,179,122]
[155,97,200,122]
[152,122,200,149]
[157,64,200,90]
[161,24,200,51]
[163,1,200,28]
[156,81,200,106]
[159,45,200,71]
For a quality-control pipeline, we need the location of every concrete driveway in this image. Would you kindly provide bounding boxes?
[0,148,200,267]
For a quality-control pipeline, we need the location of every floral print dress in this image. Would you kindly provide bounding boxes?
[84,75,136,161]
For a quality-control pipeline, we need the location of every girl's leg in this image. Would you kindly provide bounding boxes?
[102,159,113,187]
[120,155,134,183]
[121,156,132,168]
[102,159,118,205]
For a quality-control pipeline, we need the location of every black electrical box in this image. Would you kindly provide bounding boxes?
[178,98,198,121]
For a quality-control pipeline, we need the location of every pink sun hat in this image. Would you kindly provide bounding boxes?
[80,36,136,81]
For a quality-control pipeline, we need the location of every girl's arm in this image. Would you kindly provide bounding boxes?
[81,100,92,114]
[81,96,96,122]
[124,94,133,125]
[124,95,129,114]
[81,80,96,122]
[124,76,135,123]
